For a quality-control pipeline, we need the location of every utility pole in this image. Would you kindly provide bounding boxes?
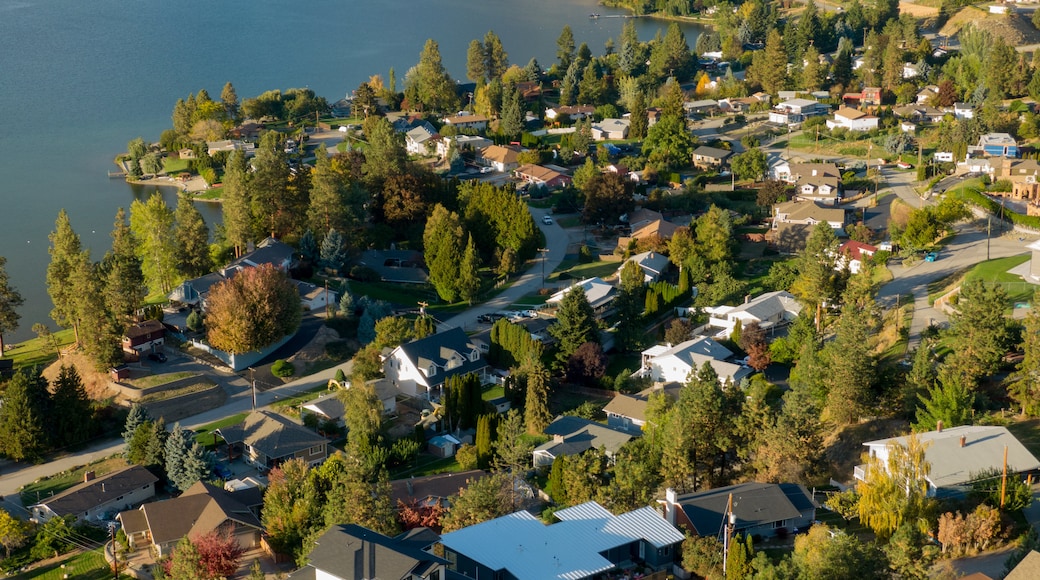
[109,522,119,580]
[1001,445,1009,509]
[987,216,992,261]
[250,367,257,410]
[538,248,550,287]
[722,493,735,575]
[324,279,330,319]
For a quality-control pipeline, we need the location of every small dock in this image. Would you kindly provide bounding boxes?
[107,171,126,179]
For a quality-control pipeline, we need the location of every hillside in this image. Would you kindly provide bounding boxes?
[941,7,1040,45]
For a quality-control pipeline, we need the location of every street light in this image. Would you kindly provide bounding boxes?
[538,248,550,287]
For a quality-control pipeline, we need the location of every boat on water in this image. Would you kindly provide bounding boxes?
[589,13,600,18]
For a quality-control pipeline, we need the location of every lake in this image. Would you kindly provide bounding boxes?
[0,0,702,342]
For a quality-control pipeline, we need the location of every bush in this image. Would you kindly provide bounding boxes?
[578,245,594,263]
[271,359,295,378]
[186,310,204,332]
[349,265,380,282]
[456,443,479,470]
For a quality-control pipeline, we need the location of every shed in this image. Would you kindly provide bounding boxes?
[428,434,461,458]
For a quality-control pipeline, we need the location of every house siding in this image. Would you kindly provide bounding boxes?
[292,444,328,466]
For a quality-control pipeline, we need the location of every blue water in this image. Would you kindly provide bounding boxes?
[0,0,702,341]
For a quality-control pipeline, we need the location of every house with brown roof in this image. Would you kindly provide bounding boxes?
[442,113,488,132]
[616,220,682,251]
[30,465,158,524]
[216,410,329,469]
[770,201,848,252]
[122,319,165,356]
[545,105,595,122]
[826,107,879,132]
[478,145,521,173]
[390,470,488,510]
[117,481,263,557]
[837,240,878,274]
[862,87,883,106]
[773,162,842,205]
[514,164,572,189]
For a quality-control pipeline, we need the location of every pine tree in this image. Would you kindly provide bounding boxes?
[173,193,211,279]
[164,423,191,488]
[458,234,481,304]
[466,39,487,82]
[221,82,239,121]
[171,442,212,492]
[47,209,84,341]
[123,403,150,449]
[913,369,974,432]
[130,192,179,295]
[50,364,92,448]
[221,151,253,257]
[549,286,598,364]
[557,25,576,71]
[823,302,877,424]
[475,414,494,469]
[102,208,145,323]
[614,260,646,351]
[319,228,346,273]
[524,358,552,435]
[0,369,50,461]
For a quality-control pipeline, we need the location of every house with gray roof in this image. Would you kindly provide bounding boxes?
[30,465,158,524]
[216,410,328,469]
[637,336,751,386]
[591,118,630,141]
[532,416,633,467]
[302,379,398,425]
[660,483,818,538]
[355,249,429,284]
[547,277,617,312]
[440,501,682,579]
[383,327,489,400]
[856,425,1040,497]
[704,290,803,338]
[229,236,296,272]
[289,523,449,580]
[618,250,671,282]
[693,145,733,170]
[1007,550,1040,580]
[117,481,262,557]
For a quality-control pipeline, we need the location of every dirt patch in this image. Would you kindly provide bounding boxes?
[286,324,341,367]
[41,350,116,401]
[889,198,915,231]
[899,1,939,18]
[822,418,910,484]
[941,9,1040,46]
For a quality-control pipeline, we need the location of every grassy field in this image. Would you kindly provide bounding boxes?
[18,549,130,580]
[21,457,128,506]
[390,455,464,478]
[5,329,76,370]
[126,371,197,389]
[547,260,620,283]
[162,157,190,174]
[481,384,505,401]
[928,254,1033,307]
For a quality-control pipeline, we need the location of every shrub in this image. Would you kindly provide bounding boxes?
[186,310,204,332]
[349,265,380,282]
[271,360,295,378]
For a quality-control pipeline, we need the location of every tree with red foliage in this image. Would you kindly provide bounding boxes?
[567,341,607,386]
[195,530,246,579]
[739,322,771,371]
[397,499,447,532]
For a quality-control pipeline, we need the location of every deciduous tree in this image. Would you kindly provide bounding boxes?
[205,264,301,354]
[582,173,634,225]
[857,434,933,538]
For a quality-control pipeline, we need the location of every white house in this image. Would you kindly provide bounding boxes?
[769,98,826,125]
[383,327,489,400]
[902,62,922,79]
[478,145,521,172]
[704,291,803,338]
[773,163,842,205]
[442,113,489,132]
[954,102,974,120]
[438,134,492,158]
[836,240,878,274]
[31,466,158,524]
[618,250,671,282]
[917,85,939,105]
[826,107,879,132]
[639,336,752,386]
[855,425,1040,497]
[533,416,633,467]
[405,125,438,155]
[294,281,338,311]
[547,277,617,311]
[545,105,595,122]
[591,118,630,140]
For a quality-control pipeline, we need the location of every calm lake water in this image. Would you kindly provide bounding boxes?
[0,0,702,342]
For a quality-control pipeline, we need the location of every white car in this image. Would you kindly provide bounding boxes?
[542,215,553,225]
[480,166,494,174]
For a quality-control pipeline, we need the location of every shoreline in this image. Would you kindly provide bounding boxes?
[598,1,718,28]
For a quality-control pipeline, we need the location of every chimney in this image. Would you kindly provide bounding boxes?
[84,471,95,483]
[553,434,565,444]
[936,420,943,433]
[101,483,106,494]
[664,488,678,526]
[744,294,751,304]
[960,435,967,448]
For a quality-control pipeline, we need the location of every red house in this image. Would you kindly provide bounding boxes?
[122,320,165,356]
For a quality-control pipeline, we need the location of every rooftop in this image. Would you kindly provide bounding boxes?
[32,465,158,518]
[216,410,327,461]
[674,482,818,536]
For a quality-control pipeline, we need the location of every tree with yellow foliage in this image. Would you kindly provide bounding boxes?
[857,433,934,538]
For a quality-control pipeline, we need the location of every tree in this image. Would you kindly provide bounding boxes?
[913,369,974,431]
[650,23,694,79]
[823,302,877,424]
[123,403,150,450]
[740,322,771,371]
[0,510,29,558]
[695,205,734,265]
[262,458,322,561]
[458,234,481,304]
[173,193,211,278]
[629,91,648,140]
[130,192,179,295]
[205,264,301,354]
[408,39,459,112]
[441,472,515,532]
[342,382,384,463]
[557,25,576,71]
[466,39,486,82]
[664,318,695,345]
[730,147,767,181]
[615,260,646,351]
[164,536,206,580]
[373,316,414,350]
[792,221,840,328]
[643,115,695,171]
[47,209,84,340]
[222,151,253,257]
[726,533,754,580]
[857,434,933,538]
[483,30,509,80]
[792,525,889,579]
[249,132,295,238]
[550,287,598,364]
[51,364,92,448]
[523,357,552,435]
[494,409,533,473]
[682,535,723,579]
[102,207,145,322]
[582,173,634,225]
[1011,290,1040,415]
[194,530,246,580]
[0,256,23,356]
[424,204,465,302]
[567,341,607,386]
[220,82,239,121]
[0,368,50,461]
[751,29,788,95]
[319,228,347,273]
[944,279,1010,387]
[757,180,788,208]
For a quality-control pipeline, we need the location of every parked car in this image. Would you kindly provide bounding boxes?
[214,463,234,480]
[542,215,553,225]
[925,252,938,262]
[480,166,494,174]
[147,352,167,363]
[897,161,913,169]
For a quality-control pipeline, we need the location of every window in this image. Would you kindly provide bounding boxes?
[428,365,437,376]
[309,445,324,455]
[772,519,787,529]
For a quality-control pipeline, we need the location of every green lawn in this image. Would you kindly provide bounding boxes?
[547,260,620,283]
[556,216,583,229]
[482,384,505,401]
[21,457,128,506]
[269,386,327,412]
[126,371,198,389]
[390,455,464,478]
[162,157,190,174]
[510,294,550,307]
[929,254,1032,307]
[4,329,75,370]
[18,549,131,580]
[193,412,248,449]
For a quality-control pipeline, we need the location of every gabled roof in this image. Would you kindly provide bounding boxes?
[625,251,670,277]
[132,481,262,547]
[593,118,630,133]
[547,277,616,310]
[535,416,633,459]
[123,319,165,340]
[406,125,436,144]
[515,164,569,184]
[443,113,488,125]
[1006,550,1040,580]
[624,207,664,228]
[652,335,732,360]
[216,410,327,461]
[630,219,680,241]
[834,106,872,121]
[230,237,295,270]
[393,327,486,386]
[32,466,158,518]
[774,200,846,223]
[479,145,520,164]
[602,393,649,422]
[390,470,487,507]
[693,145,732,160]
[839,240,878,261]
[724,290,803,322]
[675,482,818,536]
[302,524,447,580]
[439,502,682,580]
[864,425,1040,489]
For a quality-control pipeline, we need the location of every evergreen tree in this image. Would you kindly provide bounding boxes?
[913,368,974,432]
[1011,290,1040,415]
[792,221,841,329]
[130,192,179,295]
[221,81,239,121]
[423,204,465,302]
[123,403,150,449]
[466,39,486,82]
[557,25,576,71]
[409,39,459,112]
[50,364,92,448]
[614,260,646,351]
[47,209,84,341]
[483,30,509,80]
[102,208,145,323]
[319,228,346,273]
[475,414,494,469]
[164,423,191,488]
[458,234,481,304]
[222,150,253,257]
[144,417,167,467]
[522,357,552,435]
[751,29,788,95]
[0,368,50,461]
[823,302,877,424]
[944,279,1010,387]
[0,256,23,358]
[262,458,322,563]
[171,441,212,492]
[549,287,598,364]
[173,193,211,278]
[307,145,352,238]
[901,344,936,419]
[726,533,754,580]
[629,91,648,140]
[71,255,123,370]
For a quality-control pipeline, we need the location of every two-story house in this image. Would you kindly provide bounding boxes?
[383,327,489,401]
[122,319,165,357]
[637,336,752,386]
[289,524,448,580]
[441,113,488,132]
[826,107,879,132]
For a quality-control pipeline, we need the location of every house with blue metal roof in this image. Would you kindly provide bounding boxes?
[977,133,1019,158]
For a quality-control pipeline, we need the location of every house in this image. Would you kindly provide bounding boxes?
[290,524,448,580]
[902,62,922,79]
[355,249,429,284]
[383,327,489,400]
[826,107,879,132]
[646,107,663,125]
[177,148,196,160]
[769,98,826,125]
[616,219,683,251]
[837,240,878,274]
[440,501,683,579]
[901,121,917,133]
[591,118,630,140]
[206,140,255,157]
[692,145,732,170]
[294,281,338,311]
[1006,551,1040,580]
[437,134,491,158]
[478,145,521,172]
[391,470,487,509]
[704,290,803,338]
[216,410,329,469]
[230,236,297,272]
[618,250,670,282]
[892,105,945,124]
[855,425,1040,497]
[685,99,720,116]
[623,207,665,231]
[532,416,634,467]
[773,163,842,205]
[30,466,158,524]
[862,87,882,106]
[917,85,939,105]
[427,434,463,458]
[442,113,488,132]
[771,201,848,252]
[976,133,1019,158]
[516,81,542,101]
[604,383,682,433]
[514,164,572,189]
[659,483,818,538]
[638,336,751,386]
[117,481,262,557]
[302,380,398,425]
[392,116,435,134]
[405,125,439,156]
[1002,158,1040,201]
[954,102,975,120]
[546,277,617,311]
[545,105,595,122]
[122,319,165,356]
[168,272,226,306]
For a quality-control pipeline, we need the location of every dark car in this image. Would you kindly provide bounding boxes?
[214,463,234,480]
[147,352,167,363]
